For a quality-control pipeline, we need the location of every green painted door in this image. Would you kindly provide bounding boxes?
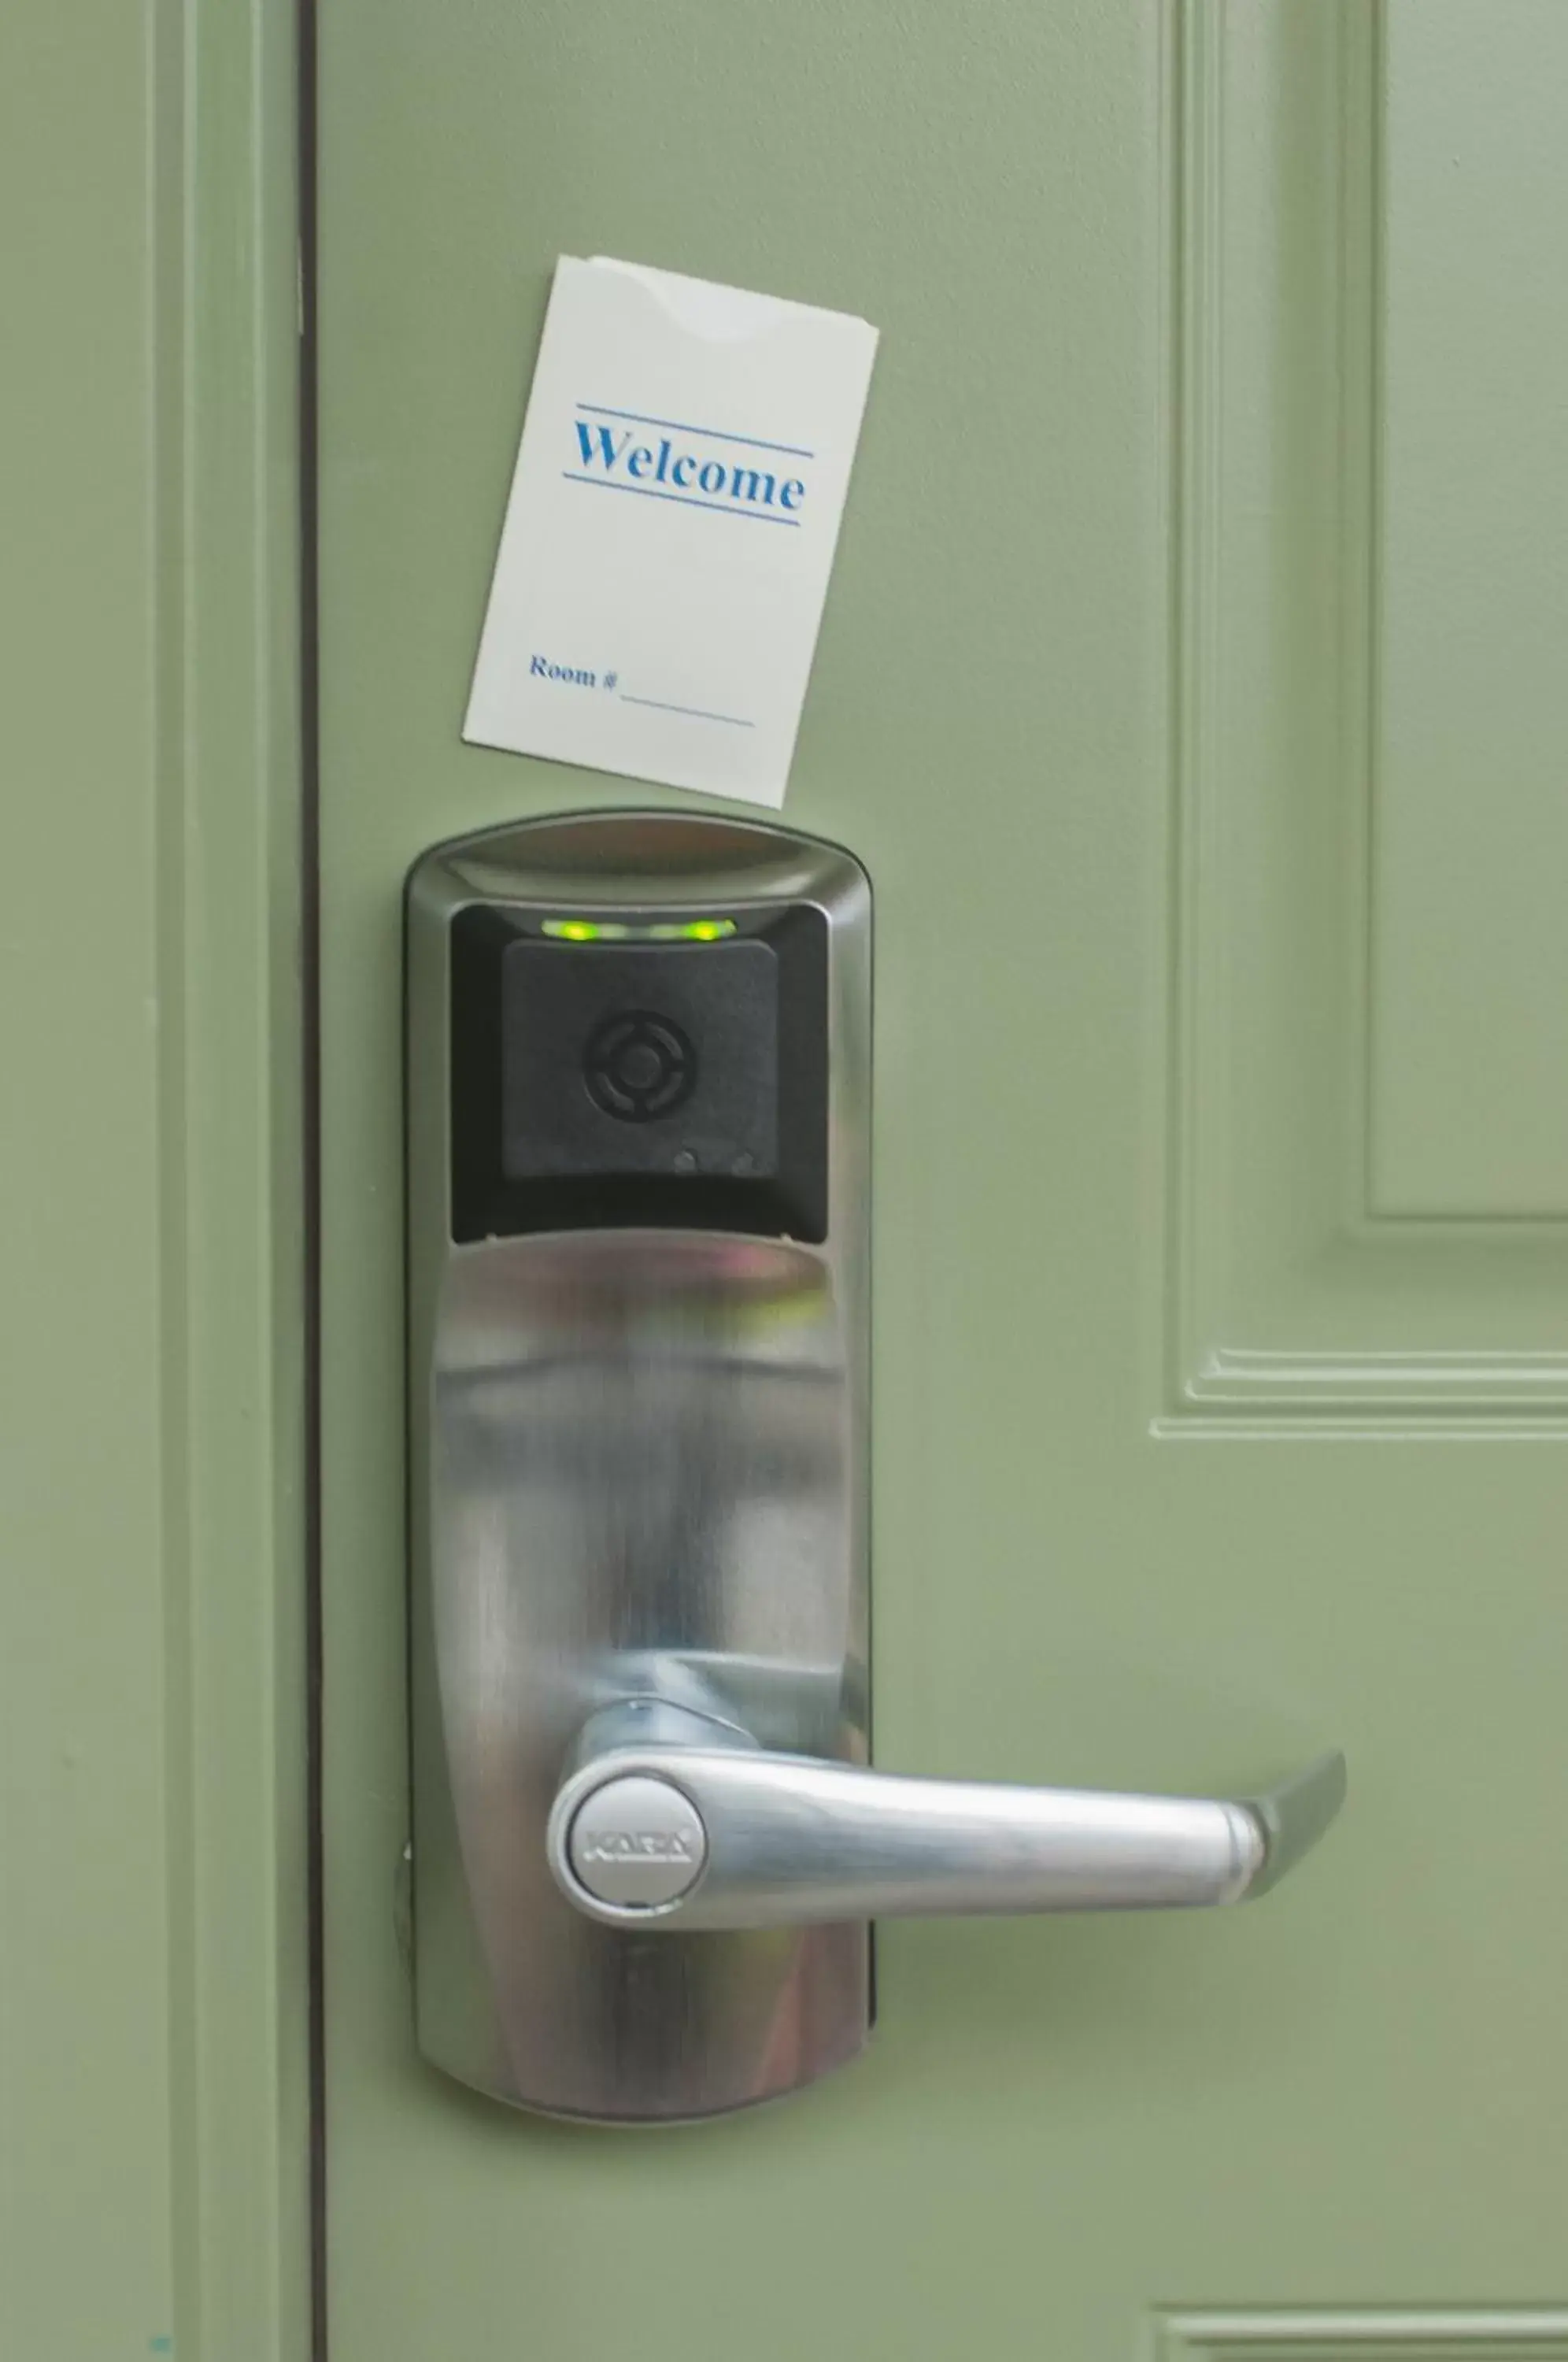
[319,2,1568,2356]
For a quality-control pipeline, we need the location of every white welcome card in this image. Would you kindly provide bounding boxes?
[464,257,878,807]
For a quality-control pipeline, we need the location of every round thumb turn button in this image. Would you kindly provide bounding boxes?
[567,1775,708,1910]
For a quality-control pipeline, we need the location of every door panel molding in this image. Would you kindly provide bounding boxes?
[1160,2313,1568,2362]
[1164,0,1568,1427]
[158,5,312,2343]
[0,0,309,2352]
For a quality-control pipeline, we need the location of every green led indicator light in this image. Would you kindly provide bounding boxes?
[542,916,737,943]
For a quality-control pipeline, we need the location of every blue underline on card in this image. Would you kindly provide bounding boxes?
[560,472,801,524]
[622,694,755,728]
[577,402,814,459]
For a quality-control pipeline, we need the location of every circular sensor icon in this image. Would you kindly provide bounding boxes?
[582,1010,698,1124]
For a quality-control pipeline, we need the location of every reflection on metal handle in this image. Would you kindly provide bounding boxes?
[546,1707,1347,1932]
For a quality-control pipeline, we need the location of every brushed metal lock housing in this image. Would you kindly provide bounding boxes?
[405,810,1344,2127]
[407,811,873,2122]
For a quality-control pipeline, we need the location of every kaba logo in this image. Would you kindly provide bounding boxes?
[579,1827,697,1864]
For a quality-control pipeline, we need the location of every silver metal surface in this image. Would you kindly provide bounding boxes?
[548,1719,1345,1930]
[1239,1747,1351,1895]
[567,1775,708,1908]
[406,813,872,2123]
[407,810,1345,2128]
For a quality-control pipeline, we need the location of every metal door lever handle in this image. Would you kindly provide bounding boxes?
[546,1706,1347,1931]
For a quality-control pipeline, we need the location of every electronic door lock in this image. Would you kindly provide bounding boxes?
[406,812,1344,2126]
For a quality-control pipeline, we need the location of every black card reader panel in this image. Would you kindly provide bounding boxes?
[448,902,827,1243]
